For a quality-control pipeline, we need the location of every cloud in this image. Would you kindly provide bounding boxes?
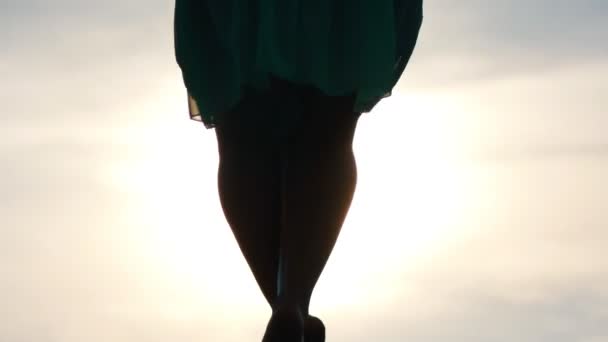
[403,61,608,154]
[402,0,608,88]
[1,0,179,128]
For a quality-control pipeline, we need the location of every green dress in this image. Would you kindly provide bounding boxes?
[174,0,423,128]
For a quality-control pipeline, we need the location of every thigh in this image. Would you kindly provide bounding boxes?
[216,76,303,146]
[294,89,361,147]
[215,92,275,163]
[216,76,361,150]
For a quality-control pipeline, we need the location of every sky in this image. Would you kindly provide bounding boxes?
[1,1,607,341]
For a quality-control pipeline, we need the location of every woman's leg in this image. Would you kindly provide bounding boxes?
[277,93,361,315]
[215,96,283,308]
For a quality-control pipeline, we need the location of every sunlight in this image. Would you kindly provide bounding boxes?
[105,85,472,316]
[312,92,472,312]
[104,84,265,314]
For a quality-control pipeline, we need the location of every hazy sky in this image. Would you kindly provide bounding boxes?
[1,1,607,341]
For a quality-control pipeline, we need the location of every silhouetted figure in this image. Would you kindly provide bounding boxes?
[174,1,423,341]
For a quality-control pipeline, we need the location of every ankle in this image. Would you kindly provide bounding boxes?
[272,293,304,313]
[272,300,304,318]
[263,306,305,342]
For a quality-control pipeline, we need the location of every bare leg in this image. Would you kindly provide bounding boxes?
[215,81,359,342]
[215,101,282,308]
[277,93,361,317]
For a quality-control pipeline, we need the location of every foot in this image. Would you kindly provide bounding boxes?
[262,307,305,342]
[304,315,325,342]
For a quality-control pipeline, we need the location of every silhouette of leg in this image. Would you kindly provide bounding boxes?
[277,92,360,318]
[215,98,283,308]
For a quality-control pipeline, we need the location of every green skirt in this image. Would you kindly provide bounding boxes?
[174,0,423,128]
